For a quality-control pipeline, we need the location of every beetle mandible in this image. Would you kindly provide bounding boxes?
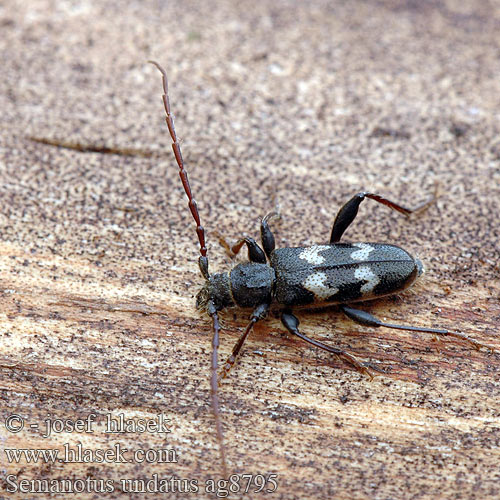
[149,61,493,476]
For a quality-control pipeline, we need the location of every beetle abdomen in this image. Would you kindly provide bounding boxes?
[271,243,421,306]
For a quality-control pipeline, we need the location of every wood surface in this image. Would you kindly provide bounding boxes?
[1,1,499,499]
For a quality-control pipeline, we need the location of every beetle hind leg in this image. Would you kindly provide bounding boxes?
[340,304,496,352]
[281,310,383,378]
[330,189,437,243]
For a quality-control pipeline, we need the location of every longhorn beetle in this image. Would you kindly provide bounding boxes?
[149,61,494,476]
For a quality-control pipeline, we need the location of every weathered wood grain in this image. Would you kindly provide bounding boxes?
[1,1,499,498]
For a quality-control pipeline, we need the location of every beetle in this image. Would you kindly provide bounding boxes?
[149,61,493,476]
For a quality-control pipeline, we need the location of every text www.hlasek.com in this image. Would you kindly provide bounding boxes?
[4,443,177,464]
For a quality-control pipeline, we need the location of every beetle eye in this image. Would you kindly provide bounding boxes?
[195,285,210,310]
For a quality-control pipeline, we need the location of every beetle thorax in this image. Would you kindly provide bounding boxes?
[229,262,275,308]
[196,263,276,311]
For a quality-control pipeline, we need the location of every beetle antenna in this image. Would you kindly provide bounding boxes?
[151,61,227,474]
[149,60,209,278]
[208,303,228,476]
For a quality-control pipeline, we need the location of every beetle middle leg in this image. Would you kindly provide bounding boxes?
[281,310,384,378]
[340,305,495,351]
[261,209,280,259]
[330,190,436,243]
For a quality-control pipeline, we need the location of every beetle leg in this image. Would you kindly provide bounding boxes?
[214,233,267,263]
[341,305,496,351]
[261,209,280,259]
[330,189,437,243]
[219,303,270,384]
[281,310,382,378]
[215,206,280,262]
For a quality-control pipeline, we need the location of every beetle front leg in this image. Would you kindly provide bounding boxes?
[215,234,267,264]
[330,190,436,243]
[219,303,270,383]
[215,208,280,263]
[340,305,495,351]
[281,310,383,378]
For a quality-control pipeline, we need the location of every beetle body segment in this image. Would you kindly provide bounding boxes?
[230,262,275,308]
[271,243,422,307]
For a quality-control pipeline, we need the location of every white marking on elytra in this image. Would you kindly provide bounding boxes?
[303,271,339,300]
[299,245,331,265]
[351,243,375,261]
[354,265,380,294]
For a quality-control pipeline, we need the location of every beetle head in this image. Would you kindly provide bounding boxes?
[196,272,235,311]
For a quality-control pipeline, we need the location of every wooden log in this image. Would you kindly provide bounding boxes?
[1,1,499,498]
